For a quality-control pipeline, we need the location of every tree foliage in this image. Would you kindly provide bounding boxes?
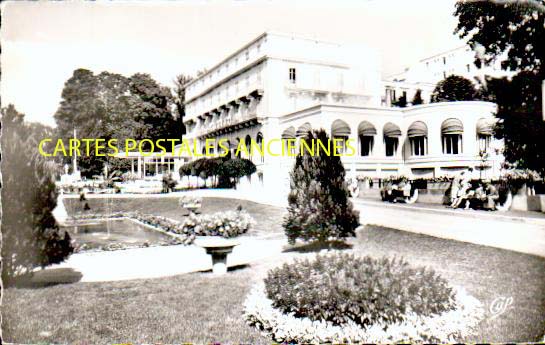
[54,69,183,177]
[173,74,193,135]
[455,1,545,173]
[283,130,359,244]
[431,75,478,102]
[454,0,545,77]
[1,105,73,284]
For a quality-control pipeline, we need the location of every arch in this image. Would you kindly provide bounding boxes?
[441,118,463,154]
[407,121,428,137]
[281,126,296,139]
[331,119,351,137]
[441,118,464,135]
[357,121,377,136]
[476,118,494,136]
[296,122,312,138]
[255,132,263,144]
[235,138,242,158]
[408,121,428,156]
[383,122,402,137]
[256,132,264,163]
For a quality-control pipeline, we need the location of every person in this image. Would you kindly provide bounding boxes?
[452,170,473,209]
[484,181,499,211]
[450,171,463,205]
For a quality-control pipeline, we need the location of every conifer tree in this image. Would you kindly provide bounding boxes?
[1,105,73,285]
[283,129,360,244]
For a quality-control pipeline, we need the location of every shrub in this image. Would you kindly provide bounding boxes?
[264,253,456,329]
[284,129,359,244]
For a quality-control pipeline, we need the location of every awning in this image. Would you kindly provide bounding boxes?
[407,121,428,138]
[477,118,494,136]
[383,122,402,137]
[296,123,312,138]
[358,121,377,136]
[281,126,296,139]
[331,119,351,137]
[441,118,464,135]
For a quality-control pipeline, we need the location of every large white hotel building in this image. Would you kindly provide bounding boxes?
[182,32,502,194]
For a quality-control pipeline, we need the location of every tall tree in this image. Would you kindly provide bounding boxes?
[1,105,73,285]
[54,69,184,176]
[283,130,360,245]
[455,1,545,173]
[173,74,193,135]
[129,73,182,146]
[454,0,545,77]
[431,75,478,102]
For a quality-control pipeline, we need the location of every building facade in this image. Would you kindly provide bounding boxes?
[183,32,503,196]
[384,46,513,106]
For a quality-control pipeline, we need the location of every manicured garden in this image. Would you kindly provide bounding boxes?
[4,219,545,343]
[3,129,545,343]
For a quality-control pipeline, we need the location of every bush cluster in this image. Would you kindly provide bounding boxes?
[264,253,456,328]
[180,157,256,188]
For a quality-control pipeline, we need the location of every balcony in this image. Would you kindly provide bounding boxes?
[195,89,263,138]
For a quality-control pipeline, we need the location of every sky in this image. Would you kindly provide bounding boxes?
[1,0,466,126]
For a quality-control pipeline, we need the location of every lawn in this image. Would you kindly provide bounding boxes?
[3,196,545,343]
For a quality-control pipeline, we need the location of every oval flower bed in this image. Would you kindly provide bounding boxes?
[244,253,484,343]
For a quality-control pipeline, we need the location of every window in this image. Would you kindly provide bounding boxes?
[442,134,462,154]
[333,136,348,154]
[359,136,374,156]
[289,68,296,83]
[385,137,398,157]
[410,136,427,156]
[443,71,446,78]
[478,134,491,152]
[443,57,446,65]
[466,64,471,72]
[245,50,249,61]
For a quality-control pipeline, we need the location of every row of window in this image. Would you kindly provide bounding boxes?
[352,133,489,157]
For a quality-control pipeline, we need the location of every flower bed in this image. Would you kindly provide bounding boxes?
[244,253,484,343]
[179,210,255,238]
[244,283,484,343]
[68,209,255,252]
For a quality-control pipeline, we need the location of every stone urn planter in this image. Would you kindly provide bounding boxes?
[195,237,239,275]
[179,196,202,215]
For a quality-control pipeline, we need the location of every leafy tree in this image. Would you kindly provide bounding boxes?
[412,89,424,105]
[454,0,544,77]
[54,69,184,177]
[283,129,360,244]
[173,74,193,135]
[455,1,545,173]
[482,72,545,174]
[431,75,478,102]
[1,105,73,285]
[128,73,183,147]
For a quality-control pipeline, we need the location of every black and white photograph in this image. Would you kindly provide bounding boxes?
[1,0,544,343]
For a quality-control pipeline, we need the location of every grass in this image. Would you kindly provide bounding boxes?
[3,270,269,345]
[3,196,545,343]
